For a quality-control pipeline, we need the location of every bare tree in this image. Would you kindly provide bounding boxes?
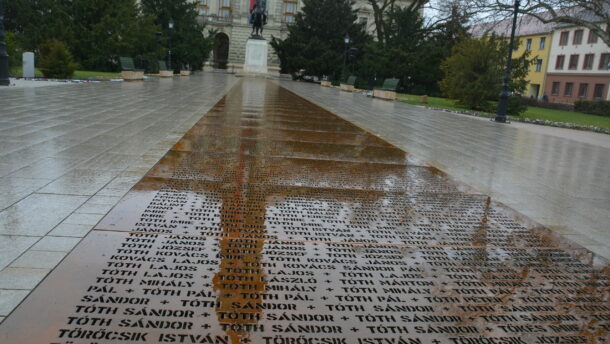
[366,0,428,43]
[470,0,610,46]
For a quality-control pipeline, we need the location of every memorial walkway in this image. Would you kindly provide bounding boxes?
[0,73,238,320]
[0,78,608,343]
[280,81,610,260]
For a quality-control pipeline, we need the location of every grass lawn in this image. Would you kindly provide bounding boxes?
[397,93,610,131]
[9,67,120,79]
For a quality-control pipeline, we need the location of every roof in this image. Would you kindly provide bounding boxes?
[471,13,558,38]
[471,5,609,38]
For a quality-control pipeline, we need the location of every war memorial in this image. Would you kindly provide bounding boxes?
[0,1,609,344]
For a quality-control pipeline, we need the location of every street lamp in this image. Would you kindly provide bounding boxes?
[168,17,174,72]
[495,0,520,123]
[349,47,358,74]
[0,0,10,86]
[343,33,350,81]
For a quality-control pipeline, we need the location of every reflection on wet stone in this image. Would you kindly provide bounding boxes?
[0,79,608,344]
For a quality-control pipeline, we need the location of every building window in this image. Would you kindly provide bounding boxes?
[564,83,573,97]
[284,0,297,23]
[573,29,583,45]
[555,55,565,70]
[594,84,605,99]
[599,53,610,70]
[535,59,543,72]
[197,0,208,16]
[539,37,546,50]
[588,30,599,44]
[583,54,595,70]
[551,82,560,95]
[568,54,579,70]
[359,17,368,24]
[559,31,569,46]
[525,38,532,51]
[219,0,231,17]
[578,83,588,98]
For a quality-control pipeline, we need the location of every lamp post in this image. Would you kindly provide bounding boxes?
[343,33,350,81]
[349,47,358,74]
[0,0,10,86]
[168,17,174,72]
[495,0,520,123]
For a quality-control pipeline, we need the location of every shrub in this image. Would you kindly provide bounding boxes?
[574,100,610,117]
[480,95,527,116]
[507,94,527,116]
[38,40,77,79]
[5,32,23,74]
[522,97,574,112]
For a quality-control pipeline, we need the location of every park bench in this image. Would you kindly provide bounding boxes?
[320,75,332,87]
[180,64,192,76]
[373,78,399,100]
[119,57,144,80]
[158,60,173,77]
[340,75,357,92]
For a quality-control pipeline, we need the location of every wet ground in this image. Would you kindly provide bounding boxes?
[0,79,608,343]
[280,81,610,260]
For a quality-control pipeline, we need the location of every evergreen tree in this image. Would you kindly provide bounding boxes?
[439,35,530,113]
[6,0,159,72]
[5,0,72,51]
[408,3,471,95]
[140,0,213,71]
[270,0,369,80]
[69,0,159,71]
[358,6,425,92]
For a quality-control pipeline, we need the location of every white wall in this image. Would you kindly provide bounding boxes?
[548,24,610,74]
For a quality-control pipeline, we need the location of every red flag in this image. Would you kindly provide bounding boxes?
[250,0,255,9]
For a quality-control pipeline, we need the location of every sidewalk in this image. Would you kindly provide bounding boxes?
[0,73,238,321]
[279,80,610,259]
[1,78,607,343]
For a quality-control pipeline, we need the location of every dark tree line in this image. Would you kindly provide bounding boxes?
[272,0,470,96]
[5,0,213,72]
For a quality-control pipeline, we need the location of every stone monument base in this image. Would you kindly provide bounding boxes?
[159,70,173,77]
[121,70,144,81]
[373,89,396,100]
[340,83,355,92]
[243,38,268,74]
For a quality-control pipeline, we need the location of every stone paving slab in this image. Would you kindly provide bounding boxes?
[0,74,239,319]
[0,79,607,344]
[278,81,610,259]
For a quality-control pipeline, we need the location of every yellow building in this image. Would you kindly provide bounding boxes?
[515,33,553,98]
[472,14,557,99]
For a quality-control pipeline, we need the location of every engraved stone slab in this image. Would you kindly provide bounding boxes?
[1,79,608,344]
[0,231,608,344]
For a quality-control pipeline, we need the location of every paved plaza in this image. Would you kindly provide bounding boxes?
[0,74,238,321]
[280,81,610,259]
[0,76,608,343]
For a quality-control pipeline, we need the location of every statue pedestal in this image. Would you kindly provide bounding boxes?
[243,38,268,74]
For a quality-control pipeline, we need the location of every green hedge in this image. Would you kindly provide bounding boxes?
[574,100,610,117]
[38,39,77,79]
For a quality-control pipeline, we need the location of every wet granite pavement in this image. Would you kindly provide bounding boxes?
[0,79,608,343]
[279,81,610,260]
[0,73,239,321]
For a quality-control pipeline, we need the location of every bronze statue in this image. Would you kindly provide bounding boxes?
[250,0,267,39]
